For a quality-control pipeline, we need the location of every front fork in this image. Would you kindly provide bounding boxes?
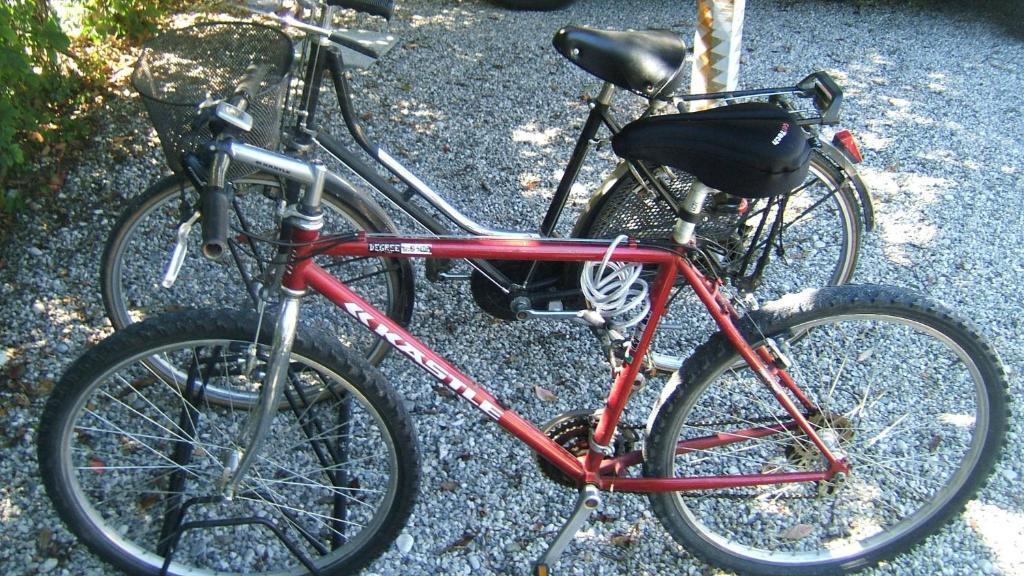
[218,163,326,496]
[220,289,305,497]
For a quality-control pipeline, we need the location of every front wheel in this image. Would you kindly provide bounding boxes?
[38,310,420,576]
[101,172,415,368]
[644,285,1008,575]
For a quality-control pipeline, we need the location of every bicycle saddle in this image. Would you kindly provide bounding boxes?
[553,26,686,100]
[612,103,811,199]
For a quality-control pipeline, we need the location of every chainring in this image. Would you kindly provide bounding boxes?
[536,409,639,487]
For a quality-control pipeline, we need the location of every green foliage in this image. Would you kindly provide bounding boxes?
[0,1,74,178]
[82,0,177,43]
[1,189,26,214]
[0,0,179,191]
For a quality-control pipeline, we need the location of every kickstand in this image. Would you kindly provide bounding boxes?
[533,484,601,576]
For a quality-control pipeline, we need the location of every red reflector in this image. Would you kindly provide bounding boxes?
[832,130,863,164]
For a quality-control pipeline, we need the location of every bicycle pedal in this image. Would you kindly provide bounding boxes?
[425,258,454,282]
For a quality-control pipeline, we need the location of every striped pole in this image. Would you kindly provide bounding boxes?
[689,0,746,110]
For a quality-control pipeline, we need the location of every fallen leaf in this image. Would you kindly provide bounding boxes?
[534,385,558,402]
[781,523,814,540]
[34,378,55,396]
[37,528,52,551]
[8,363,25,381]
[609,533,634,547]
[88,457,106,473]
[439,531,476,553]
[138,493,161,510]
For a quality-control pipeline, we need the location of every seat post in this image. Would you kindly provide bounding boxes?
[672,181,713,245]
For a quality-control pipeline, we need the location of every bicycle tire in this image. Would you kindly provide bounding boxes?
[575,150,861,372]
[644,284,1008,576]
[38,309,420,576]
[101,172,414,369]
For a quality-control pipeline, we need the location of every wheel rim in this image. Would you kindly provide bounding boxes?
[56,338,402,575]
[661,312,990,568]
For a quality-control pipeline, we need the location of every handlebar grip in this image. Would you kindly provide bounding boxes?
[201,185,232,260]
[229,64,273,111]
[327,30,382,58]
[326,0,395,20]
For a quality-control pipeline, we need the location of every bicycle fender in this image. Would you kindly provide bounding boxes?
[818,140,875,231]
[324,171,402,234]
[570,161,631,237]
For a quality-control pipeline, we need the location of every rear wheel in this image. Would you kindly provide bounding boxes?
[644,285,1008,575]
[38,310,420,576]
[577,151,861,372]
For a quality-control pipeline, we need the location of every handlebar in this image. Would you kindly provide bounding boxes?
[229,63,272,111]
[796,71,843,125]
[201,183,232,260]
[199,64,272,260]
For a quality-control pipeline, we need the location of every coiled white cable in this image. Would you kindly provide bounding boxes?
[581,235,651,329]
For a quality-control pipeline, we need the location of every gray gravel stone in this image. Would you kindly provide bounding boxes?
[1,1,1022,576]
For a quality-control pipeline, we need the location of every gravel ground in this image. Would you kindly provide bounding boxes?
[2,0,1023,574]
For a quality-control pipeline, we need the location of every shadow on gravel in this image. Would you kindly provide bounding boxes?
[921,0,1024,41]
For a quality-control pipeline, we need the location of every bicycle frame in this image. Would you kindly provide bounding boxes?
[222,137,849,492]
[279,229,850,492]
[258,217,847,496]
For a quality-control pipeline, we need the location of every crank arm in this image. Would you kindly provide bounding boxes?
[515,307,607,328]
[161,211,202,288]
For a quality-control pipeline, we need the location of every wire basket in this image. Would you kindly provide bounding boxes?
[132,22,294,179]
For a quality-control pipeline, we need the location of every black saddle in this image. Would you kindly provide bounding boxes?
[611,103,811,199]
[553,26,686,100]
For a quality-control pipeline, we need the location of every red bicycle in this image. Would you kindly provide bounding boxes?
[37,54,1007,575]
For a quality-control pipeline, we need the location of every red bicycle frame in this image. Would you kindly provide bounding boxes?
[280,228,850,492]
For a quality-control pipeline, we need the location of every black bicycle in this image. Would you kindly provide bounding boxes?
[102,3,871,378]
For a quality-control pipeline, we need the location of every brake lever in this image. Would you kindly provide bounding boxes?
[161,210,202,288]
